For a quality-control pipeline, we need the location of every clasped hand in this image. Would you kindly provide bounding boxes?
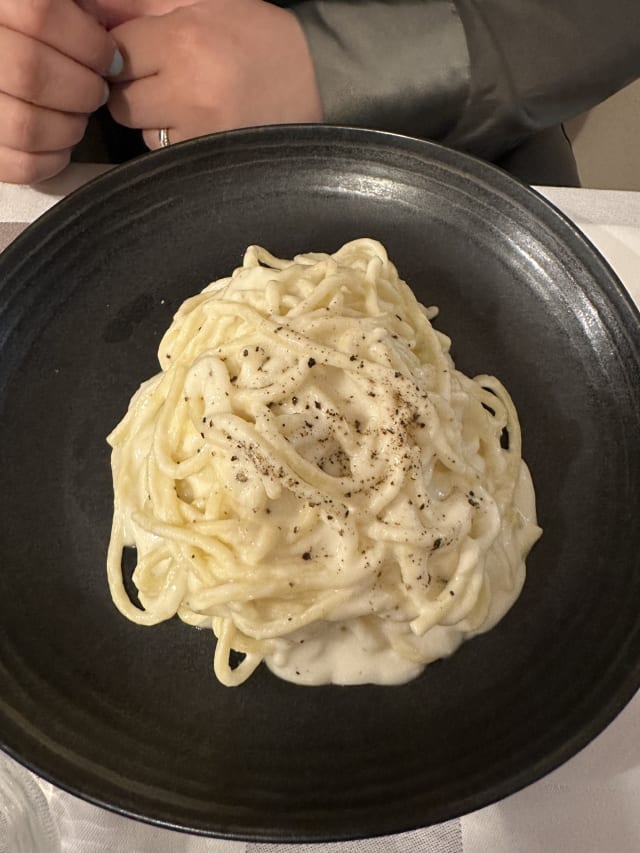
[0,0,321,184]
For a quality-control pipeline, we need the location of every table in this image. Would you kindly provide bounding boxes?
[1,166,639,853]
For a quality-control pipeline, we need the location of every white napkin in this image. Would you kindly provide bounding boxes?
[5,688,638,853]
[0,754,60,853]
[0,165,111,223]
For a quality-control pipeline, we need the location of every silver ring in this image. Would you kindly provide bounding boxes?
[158,127,170,148]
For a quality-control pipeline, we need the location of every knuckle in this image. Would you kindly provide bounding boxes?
[7,98,89,152]
[173,18,204,65]
[11,102,38,151]
[13,155,42,185]
[4,150,47,185]
[172,30,227,113]
[13,43,47,103]
[19,0,54,38]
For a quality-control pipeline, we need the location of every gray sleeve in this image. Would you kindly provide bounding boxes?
[290,0,640,161]
[291,0,470,142]
[448,0,640,159]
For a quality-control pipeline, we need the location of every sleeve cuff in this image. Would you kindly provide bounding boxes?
[291,0,470,141]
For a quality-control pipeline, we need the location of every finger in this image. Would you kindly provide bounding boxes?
[0,144,71,185]
[0,0,117,75]
[0,27,109,113]
[86,0,197,30]
[108,76,166,129]
[108,17,167,82]
[0,92,88,154]
[142,126,184,151]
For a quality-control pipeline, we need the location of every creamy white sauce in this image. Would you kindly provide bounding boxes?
[266,462,538,686]
[107,240,542,687]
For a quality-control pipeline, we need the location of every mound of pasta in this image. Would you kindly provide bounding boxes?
[107,239,541,687]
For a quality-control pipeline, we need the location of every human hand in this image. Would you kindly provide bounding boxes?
[106,0,323,151]
[0,0,120,184]
[90,0,195,29]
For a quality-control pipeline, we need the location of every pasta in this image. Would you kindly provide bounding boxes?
[107,239,541,686]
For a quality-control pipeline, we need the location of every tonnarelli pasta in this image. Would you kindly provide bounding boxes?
[107,239,541,686]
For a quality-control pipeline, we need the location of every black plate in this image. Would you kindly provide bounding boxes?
[1,126,639,841]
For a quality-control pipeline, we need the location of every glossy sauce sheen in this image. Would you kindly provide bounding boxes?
[108,240,541,687]
[266,464,538,685]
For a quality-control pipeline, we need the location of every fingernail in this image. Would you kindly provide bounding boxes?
[107,48,124,78]
[101,81,110,106]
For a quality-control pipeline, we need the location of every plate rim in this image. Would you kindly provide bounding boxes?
[1,124,639,841]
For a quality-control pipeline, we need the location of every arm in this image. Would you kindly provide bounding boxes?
[102,0,639,163]
[292,0,640,160]
[292,1,469,142]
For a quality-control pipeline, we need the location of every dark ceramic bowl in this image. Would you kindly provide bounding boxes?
[1,126,639,841]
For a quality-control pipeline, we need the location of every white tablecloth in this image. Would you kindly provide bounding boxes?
[1,166,639,853]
